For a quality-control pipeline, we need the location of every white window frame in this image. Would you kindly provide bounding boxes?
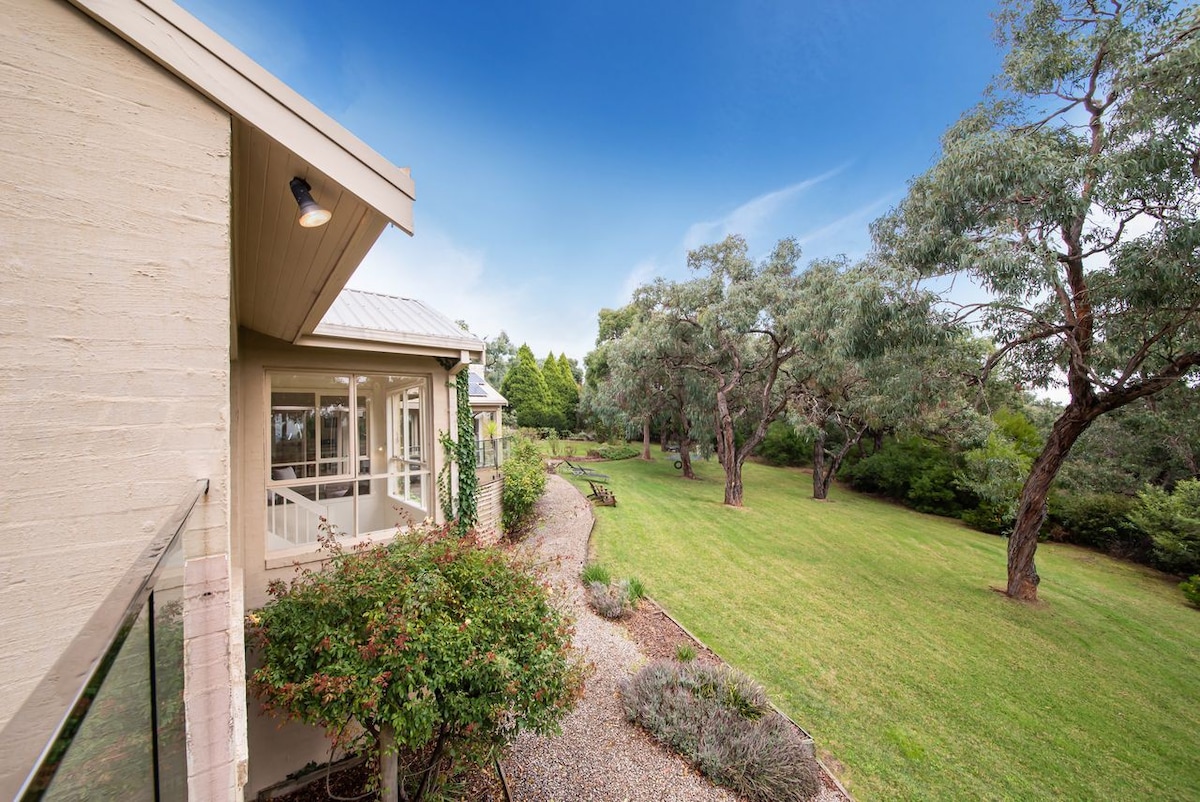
[266,372,431,553]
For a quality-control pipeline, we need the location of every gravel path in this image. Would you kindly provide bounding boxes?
[501,474,739,802]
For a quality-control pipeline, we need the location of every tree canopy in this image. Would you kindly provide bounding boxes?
[873,0,1200,600]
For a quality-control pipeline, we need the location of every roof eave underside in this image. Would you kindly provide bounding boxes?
[296,330,484,362]
[67,0,415,232]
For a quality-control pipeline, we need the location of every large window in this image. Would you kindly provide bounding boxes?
[266,373,429,551]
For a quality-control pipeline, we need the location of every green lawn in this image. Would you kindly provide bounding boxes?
[576,456,1200,801]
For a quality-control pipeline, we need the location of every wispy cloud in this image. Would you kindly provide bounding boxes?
[616,166,855,306]
[796,191,897,255]
[681,164,849,251]
[349,225,599,361]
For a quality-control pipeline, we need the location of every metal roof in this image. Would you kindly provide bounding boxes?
[312,289,484,354]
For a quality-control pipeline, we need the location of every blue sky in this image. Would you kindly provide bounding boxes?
[181,0,1002,363]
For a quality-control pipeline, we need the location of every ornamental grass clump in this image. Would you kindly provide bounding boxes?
[580,565,645,619]
[621,661,820,802]
[248,523,585,802]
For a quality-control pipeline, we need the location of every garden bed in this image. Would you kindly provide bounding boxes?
[620,597,853,801]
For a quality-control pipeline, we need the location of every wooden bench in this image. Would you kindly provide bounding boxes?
[587,480,617,506]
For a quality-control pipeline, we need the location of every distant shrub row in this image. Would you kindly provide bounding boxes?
[587,443,641,461]
[836,436,1200,583]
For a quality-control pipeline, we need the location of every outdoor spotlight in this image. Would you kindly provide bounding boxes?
[289,177,332,228]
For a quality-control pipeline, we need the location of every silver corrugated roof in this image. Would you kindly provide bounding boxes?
[314,288,484,352]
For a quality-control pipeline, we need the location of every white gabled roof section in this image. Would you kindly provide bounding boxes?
[304,289,484,361]
[67,0,415,233]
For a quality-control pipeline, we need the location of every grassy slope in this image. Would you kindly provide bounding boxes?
[580,456,1199,801]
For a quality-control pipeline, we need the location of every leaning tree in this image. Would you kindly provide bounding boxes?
[874,0,1200,600]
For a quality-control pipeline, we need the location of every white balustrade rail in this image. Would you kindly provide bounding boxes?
[267,486,330,547]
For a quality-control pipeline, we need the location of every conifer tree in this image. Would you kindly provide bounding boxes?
[501,344,553,429]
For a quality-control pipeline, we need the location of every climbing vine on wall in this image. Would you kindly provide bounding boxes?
[437,369,478,535]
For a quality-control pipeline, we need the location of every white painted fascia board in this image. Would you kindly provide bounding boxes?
[295,333,485,362]
[66,0,416,233]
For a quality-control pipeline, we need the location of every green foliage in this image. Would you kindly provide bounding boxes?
[621,661,821,802]
[436,370,479,535]
[580,563,611,585]
[248,524,584,800]
[484,331,516,390]
[1129,479,1200,575]
[580,565,644,619]
[588,443,640,460]
[1044,492,1148,560]
[957,431,1033,533]
[842,437,973,516]
[501,345,557,431]
[992,407,1042,460]
[543,351,581,431]
[1180,576,1200,608]
[675,643,698,662]
[1059,388,1200,495]
[501,438,547,535]
[755,421,811,467]
[455,370,478,533]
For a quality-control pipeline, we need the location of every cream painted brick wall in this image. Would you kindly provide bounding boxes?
[0,0,232,734]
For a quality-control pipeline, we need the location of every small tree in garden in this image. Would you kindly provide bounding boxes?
[500,438,547,535]
[249,524,584,802]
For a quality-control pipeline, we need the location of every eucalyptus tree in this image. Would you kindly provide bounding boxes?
[598,317,674,459]
[484,330,517,389]
[873,0,1200,600]
[786,259,964,499]
[643,235,807,506]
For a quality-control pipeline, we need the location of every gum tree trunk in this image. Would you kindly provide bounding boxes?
[679,433,696,479]
[1006,407,1095,600]
[714,389,744,506]
[813,426,866,500]
[641,418,652,460]
[812,431,828,500]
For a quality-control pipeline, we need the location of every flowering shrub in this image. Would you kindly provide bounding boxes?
[248,523,584,802]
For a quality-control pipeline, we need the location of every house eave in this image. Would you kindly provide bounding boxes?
[295,332,483,364]
[66,0,415,231]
